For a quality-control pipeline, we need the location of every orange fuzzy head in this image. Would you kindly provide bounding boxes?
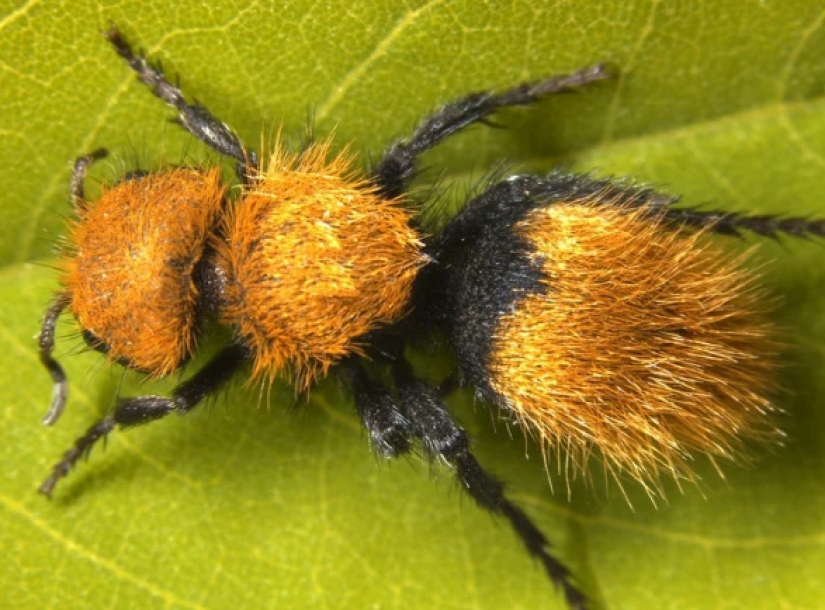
[64,166,226,375]
[215,139,426,389]
[486,199,780,489]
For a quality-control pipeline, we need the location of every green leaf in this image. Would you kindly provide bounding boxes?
[2,1,825,609]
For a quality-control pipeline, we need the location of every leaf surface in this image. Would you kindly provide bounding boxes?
[1,1,824,609]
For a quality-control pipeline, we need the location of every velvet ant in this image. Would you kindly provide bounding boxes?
[37,24,825,609]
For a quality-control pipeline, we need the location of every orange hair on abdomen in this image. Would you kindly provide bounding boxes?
[488,200,780,488]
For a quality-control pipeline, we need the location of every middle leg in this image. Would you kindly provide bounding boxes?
[372,64,612,198]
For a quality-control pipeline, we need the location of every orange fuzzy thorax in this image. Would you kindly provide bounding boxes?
[216,140,426,389]
[64,167,226,375]
[488,200,780,489]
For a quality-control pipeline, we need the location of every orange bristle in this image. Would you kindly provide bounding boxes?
[216,138,427,389]
[487,198,781,491]
[64,166,226,375]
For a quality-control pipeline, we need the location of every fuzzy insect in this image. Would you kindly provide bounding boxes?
[37,24,825,610]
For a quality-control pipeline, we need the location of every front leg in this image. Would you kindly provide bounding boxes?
[105,24,257,178]
[40,344,248,497]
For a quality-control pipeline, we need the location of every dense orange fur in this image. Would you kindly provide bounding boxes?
[215,139,426,389]
[488,200,780,490]
[64,167,226,375]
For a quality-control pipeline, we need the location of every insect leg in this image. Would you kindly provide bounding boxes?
[373,65,612,198]
[39,344,247,497]
[106,24,257,177]
[394,361,587,610]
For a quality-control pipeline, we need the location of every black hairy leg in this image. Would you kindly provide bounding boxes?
[663,208,825,238]
[70,148,108,213]
[39,344,247,497]
[392,360,587,610]
[40,149,114,426]
[39,292,71,426]
[372,65,612,199]
[343,359,412,458]
[512,171,825,239]
[105,24,257,177]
